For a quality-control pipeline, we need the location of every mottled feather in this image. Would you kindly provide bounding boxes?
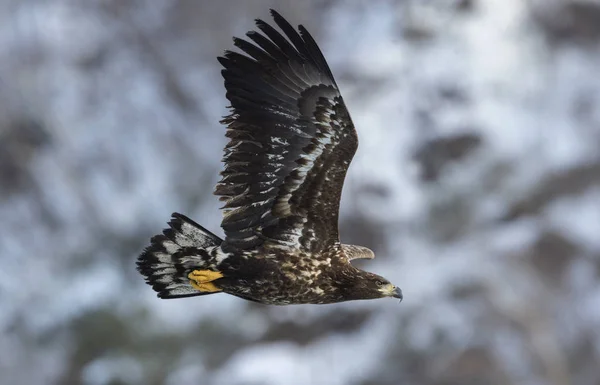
[216,10,358,254]
[341,244,376,261]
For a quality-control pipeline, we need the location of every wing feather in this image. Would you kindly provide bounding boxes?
[341,245,375,261]
[216,9,358,253]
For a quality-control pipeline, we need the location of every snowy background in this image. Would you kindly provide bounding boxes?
[1,0,600,384]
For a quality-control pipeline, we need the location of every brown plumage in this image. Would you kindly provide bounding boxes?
[137,9,402,305]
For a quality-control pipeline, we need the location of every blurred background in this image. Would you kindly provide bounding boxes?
[1,0,600,384]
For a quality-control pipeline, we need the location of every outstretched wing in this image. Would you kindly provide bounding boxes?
[215,10,358,253]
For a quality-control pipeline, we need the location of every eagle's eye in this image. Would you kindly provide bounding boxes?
[375,280,384,287]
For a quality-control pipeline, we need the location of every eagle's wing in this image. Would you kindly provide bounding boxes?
[341,245,375,261]
[215,10,358,253]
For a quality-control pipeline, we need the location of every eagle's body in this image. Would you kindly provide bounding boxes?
[207,246,345,305]
[137,10,402,305]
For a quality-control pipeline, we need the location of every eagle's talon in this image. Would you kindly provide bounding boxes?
[190,280,222,293]
[188,270,223,292]
[188,269,224,283]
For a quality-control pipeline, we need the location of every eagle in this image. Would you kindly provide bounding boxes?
[137,9,402,305]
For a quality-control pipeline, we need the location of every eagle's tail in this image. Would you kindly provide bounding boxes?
[137,213,223,299]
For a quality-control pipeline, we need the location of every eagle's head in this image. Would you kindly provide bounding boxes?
[340,270,403,301]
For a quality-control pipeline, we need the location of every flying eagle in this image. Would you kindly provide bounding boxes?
[137,9,402,305]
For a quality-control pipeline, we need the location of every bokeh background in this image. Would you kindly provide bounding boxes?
[1,0,600,384]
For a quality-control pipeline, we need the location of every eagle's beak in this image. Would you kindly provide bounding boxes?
[380,284,403,301]
[392,286,403,301]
